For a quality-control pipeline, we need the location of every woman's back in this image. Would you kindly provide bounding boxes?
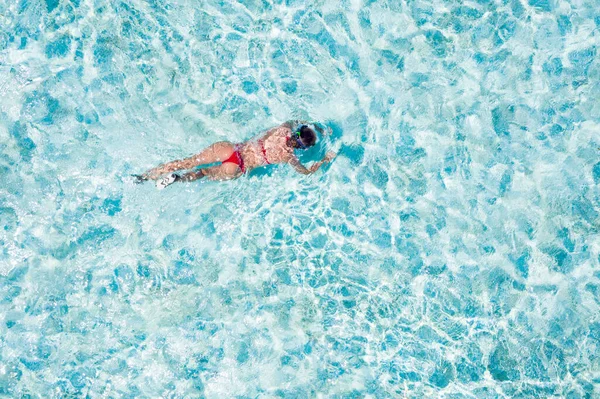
[239,124,294,170]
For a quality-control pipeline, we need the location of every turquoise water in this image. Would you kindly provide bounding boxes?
[1,0,600,397]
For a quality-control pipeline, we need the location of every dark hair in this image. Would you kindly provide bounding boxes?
[298,126,316,148]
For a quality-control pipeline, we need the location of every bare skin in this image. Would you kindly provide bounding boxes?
[138,121,336,183]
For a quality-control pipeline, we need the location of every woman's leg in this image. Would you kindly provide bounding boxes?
[154,158,242,189]
[142,141,235,180]
[167,163,241,185]
[201,162,243,181]
[178,170,206,182]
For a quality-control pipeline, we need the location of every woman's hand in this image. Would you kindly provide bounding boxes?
[323,151,337,162]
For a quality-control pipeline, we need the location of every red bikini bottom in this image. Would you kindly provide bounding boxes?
[222,145,245,173]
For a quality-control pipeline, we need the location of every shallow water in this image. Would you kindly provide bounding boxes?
[1,0,600,397]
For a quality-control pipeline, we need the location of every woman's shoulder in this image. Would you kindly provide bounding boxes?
[273,123,293,135]
[257,123,290,141]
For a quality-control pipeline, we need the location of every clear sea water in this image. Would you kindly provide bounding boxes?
[1,0,600,397]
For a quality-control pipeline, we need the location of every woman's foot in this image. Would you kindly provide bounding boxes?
[132,174,148,184]
[156,173,180,189]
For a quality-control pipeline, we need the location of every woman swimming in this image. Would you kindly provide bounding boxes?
[134,120,336,189]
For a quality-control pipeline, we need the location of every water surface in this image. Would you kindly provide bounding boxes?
[1,0,600,397]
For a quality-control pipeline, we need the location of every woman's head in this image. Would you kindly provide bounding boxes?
[292,125,317,149]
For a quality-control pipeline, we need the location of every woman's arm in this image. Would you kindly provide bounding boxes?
[289,152,336,175]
